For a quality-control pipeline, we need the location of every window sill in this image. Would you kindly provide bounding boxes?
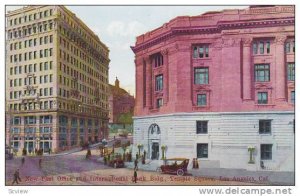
[153,66,164,70]
[252,54,272,57]
[197,157,209,160]
[193,106,210,111]
[255,104,275,107]
[192,58,212,61]
[150,108,160,113]
[259,133,272,135]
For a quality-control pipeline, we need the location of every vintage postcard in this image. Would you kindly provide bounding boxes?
[4,4,295,190]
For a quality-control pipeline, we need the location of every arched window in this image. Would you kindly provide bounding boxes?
[149,123,160,135]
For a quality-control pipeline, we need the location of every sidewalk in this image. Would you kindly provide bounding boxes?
[124,160,294,185]
[15,138,116,158]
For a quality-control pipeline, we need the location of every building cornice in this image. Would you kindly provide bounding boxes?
[133,110,294,120]
[131,17,294,53]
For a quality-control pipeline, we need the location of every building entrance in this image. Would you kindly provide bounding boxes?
[151,142,159,160]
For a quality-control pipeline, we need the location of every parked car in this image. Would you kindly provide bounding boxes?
[157,158,189,176]
[108,153,124,168]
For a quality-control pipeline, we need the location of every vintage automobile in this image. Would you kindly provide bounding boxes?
[108,153,125,168]
[157,158,189,176]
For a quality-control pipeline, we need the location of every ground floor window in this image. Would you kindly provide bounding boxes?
[197,94,207,106]
[261,144,272,160]
[197,143,208,158]
[257,92,268,104]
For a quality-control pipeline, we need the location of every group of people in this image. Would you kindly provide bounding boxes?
[22,148,50,156]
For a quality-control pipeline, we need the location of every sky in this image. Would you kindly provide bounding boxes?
[6,5,248,96]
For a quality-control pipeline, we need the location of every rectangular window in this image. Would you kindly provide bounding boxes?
[291,91,295,104]
[193,46,198,58]
[255,64,270,82]
[44,49,48,57]
[152,53,163,67]
[259,41,264,54]
[197,143,208,158]
[157,98,163,108]
[258,92,268,104]
[25,116,36,124]
[50,87,53,95]
[287,63,295,81]
[285,42,290,53]
[199,46,204,58]
[29,64,32,72]
[259,120,271,134]
[44,75,48,83]
[40,115,52,124]
[196,121,208,134]
[12,117,21,125]
[155,75,163,91]
[293,41,295,53]
[266,41,270,54]
[261,144,272,160]
[193,45,209,58]
[194,67,209,84]
[197,94,207,106]
[44,88,48,96]
[44,62,48,70]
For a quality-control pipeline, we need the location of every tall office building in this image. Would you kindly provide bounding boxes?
[6,6,110,153]
[131,6,294,172]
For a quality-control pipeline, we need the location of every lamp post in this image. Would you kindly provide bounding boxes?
[248,146,255,164]
[137,144,143,157]
[161,145,167,160]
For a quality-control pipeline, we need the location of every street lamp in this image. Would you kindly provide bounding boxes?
[36,137,40,155]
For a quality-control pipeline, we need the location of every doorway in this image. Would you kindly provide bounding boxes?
[151,142,159,160]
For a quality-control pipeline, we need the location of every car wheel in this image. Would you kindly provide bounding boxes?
[156,167,162,173]
[177,169,184,176]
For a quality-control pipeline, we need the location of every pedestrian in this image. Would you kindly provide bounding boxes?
[39,158,42,168]
[133,168,137,183]
[48,148,51,155]
[12,169,21,185]
[86,148,91,159]
[136,153,138,160]
[134,159,138,170]
[22,148,27,156]
[21,157,25,165]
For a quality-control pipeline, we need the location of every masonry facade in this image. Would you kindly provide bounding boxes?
[131,6,295,172]
[6,6,110,153]
[108,78,135,133]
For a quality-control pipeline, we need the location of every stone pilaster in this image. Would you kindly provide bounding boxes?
[161,49,169,104]
[275,35,287,101]
[242,38,253,100]
[145,57,153,109]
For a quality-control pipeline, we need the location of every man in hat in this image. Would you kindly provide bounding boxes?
[133,168,137,183]
[12,169,21,185]
[134,159,138,170]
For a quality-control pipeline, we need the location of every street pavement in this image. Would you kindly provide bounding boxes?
[6,148,257,186]
[6,136,293,186]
